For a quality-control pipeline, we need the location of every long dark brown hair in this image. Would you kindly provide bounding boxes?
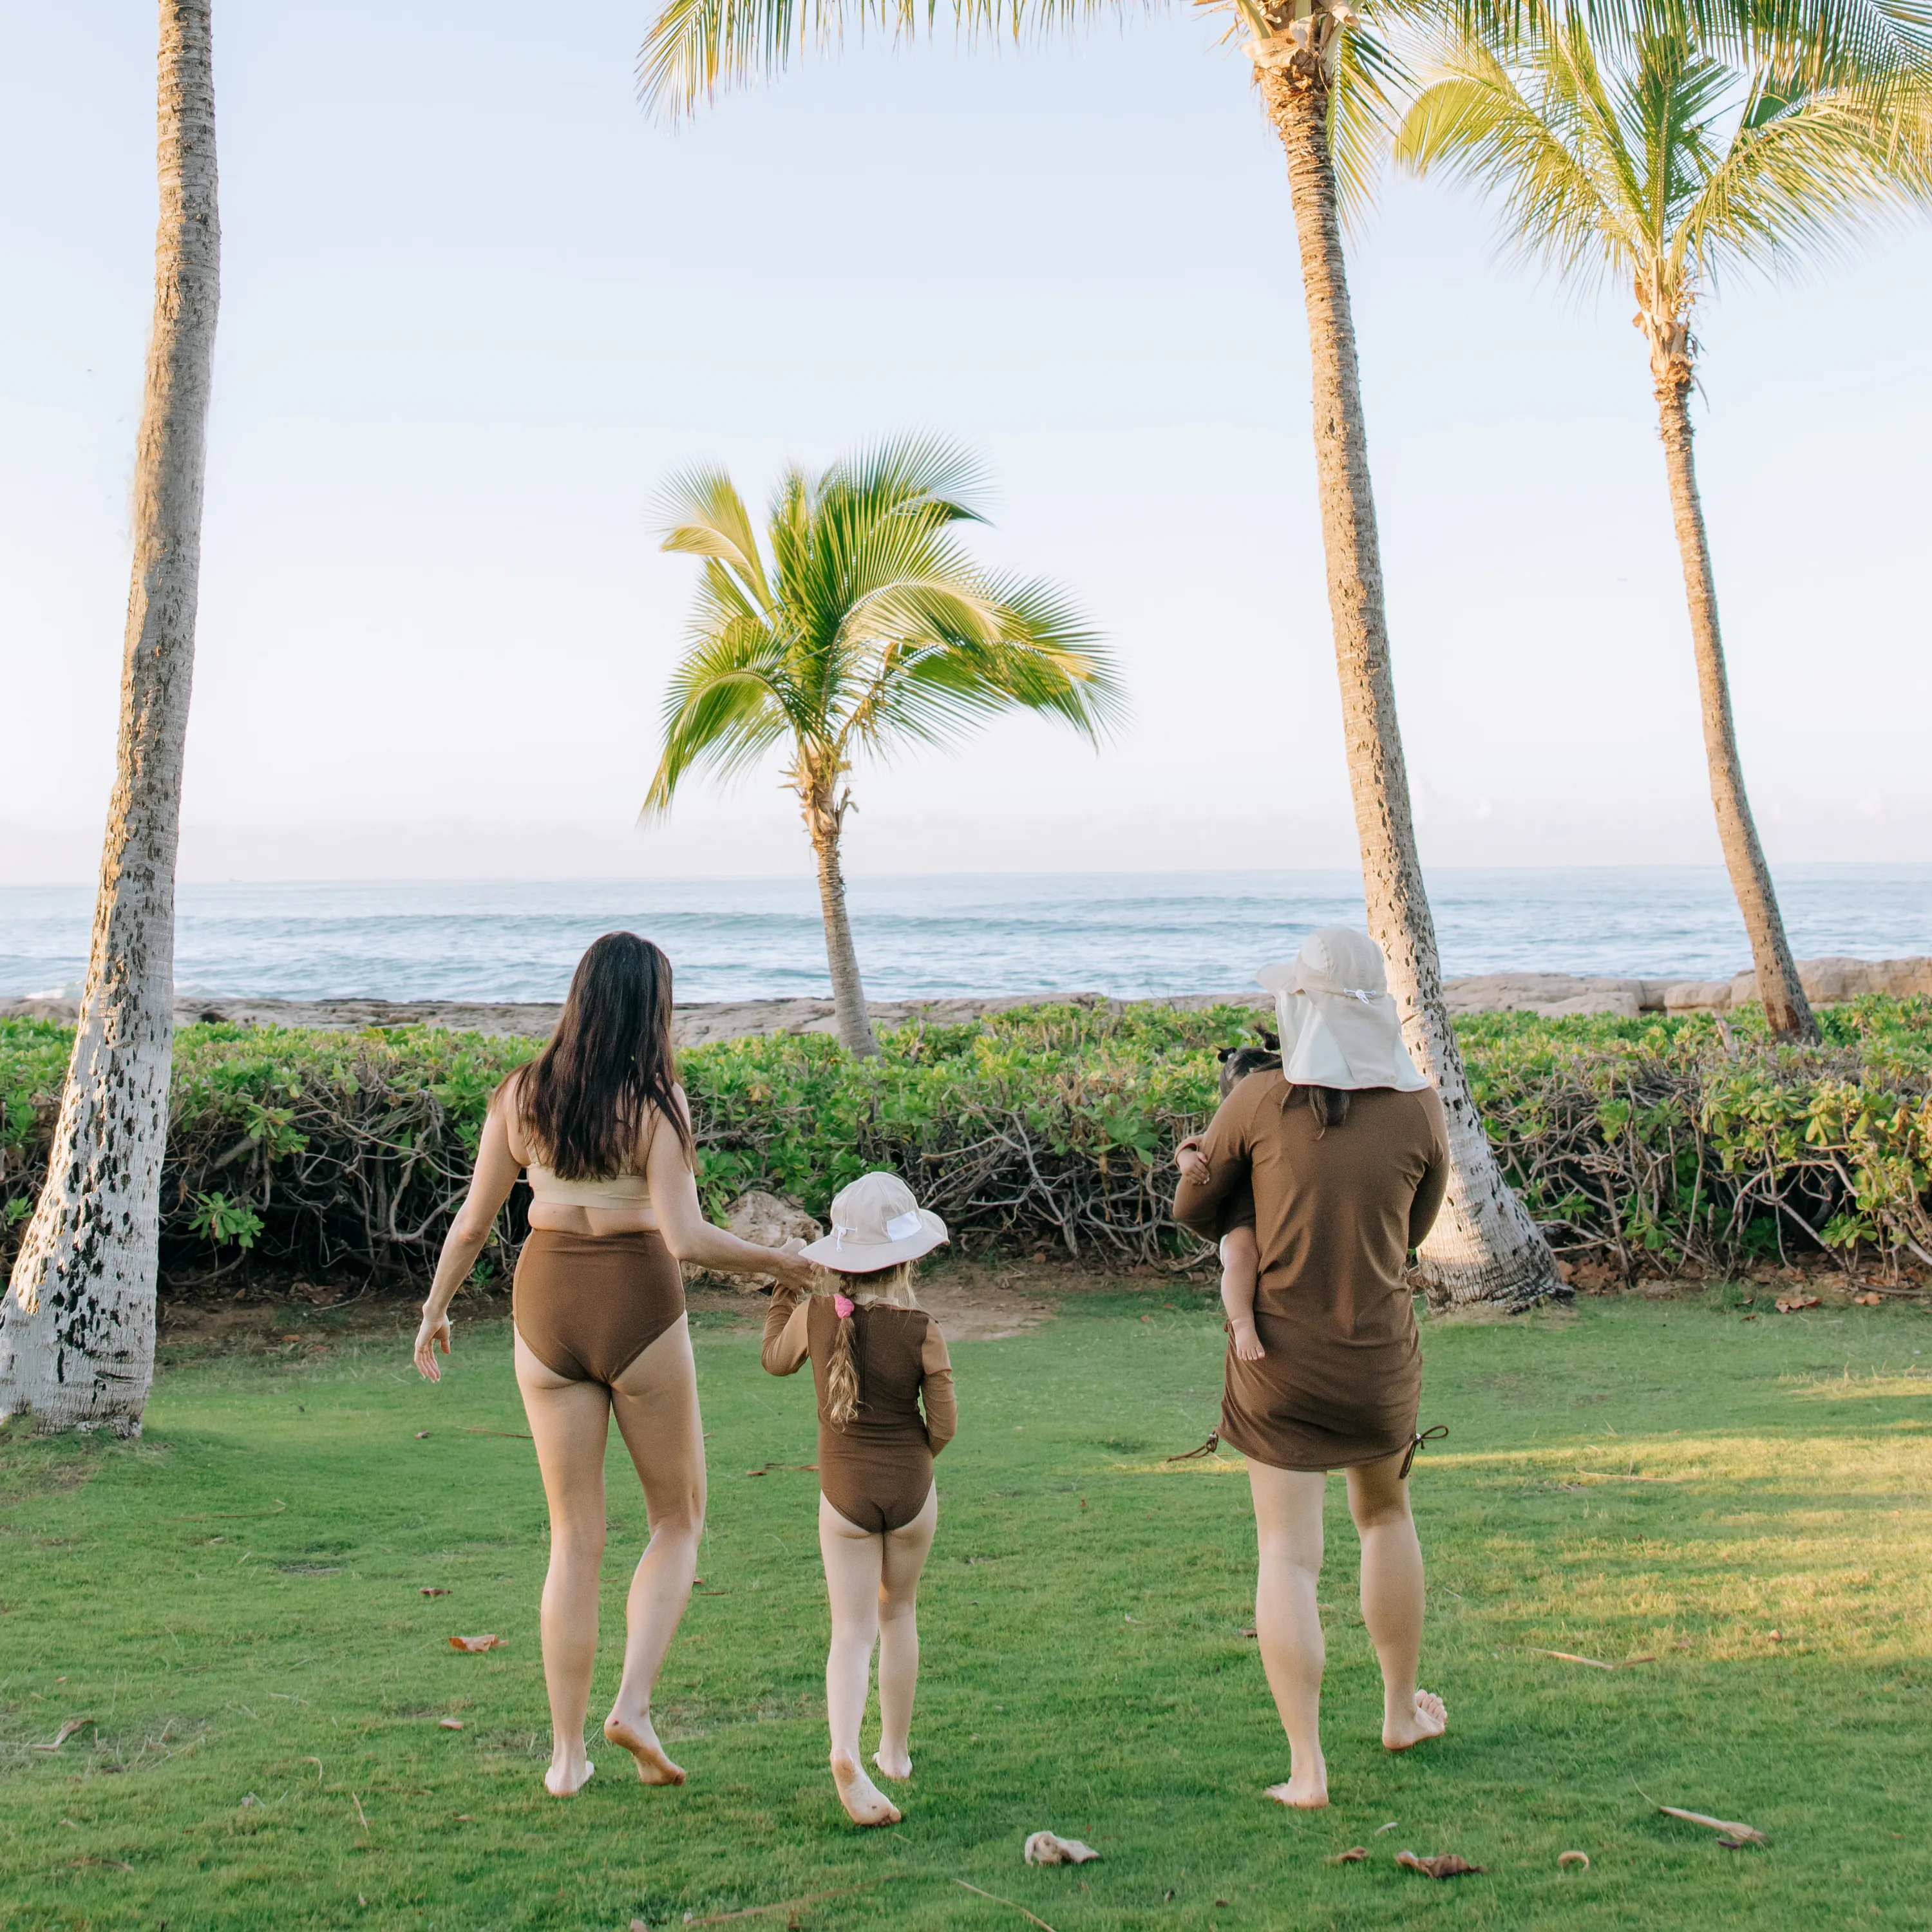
[509,933,690,1179]
[1216,1028,1350,1131]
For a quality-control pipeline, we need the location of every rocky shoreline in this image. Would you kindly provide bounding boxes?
[2,954,1923,1043]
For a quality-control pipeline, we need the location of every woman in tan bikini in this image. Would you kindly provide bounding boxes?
[760,1171,956,1828]
[412,933,813,1798]
[1175,927,1452,1810]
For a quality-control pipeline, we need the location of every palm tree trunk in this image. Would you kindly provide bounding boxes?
[1,0,220,1433]
[1262,66,1558,1306]
[1654,384,1816,1042]
[804,784,880,1057]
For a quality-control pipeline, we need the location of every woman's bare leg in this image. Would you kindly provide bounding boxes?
[818,1495,900,1826]
[873,1483,937,1781]
[603,1315,706,1785]
[1246,1460,1330,1807]
[1345,1450,1446,1750]
[513,1331,611,1795]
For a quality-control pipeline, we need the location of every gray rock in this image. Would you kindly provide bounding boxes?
[683,1188,824,1291]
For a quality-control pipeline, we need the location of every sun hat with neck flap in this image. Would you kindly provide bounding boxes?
[799,1171,949,1273]
[1253,927,1430,1094]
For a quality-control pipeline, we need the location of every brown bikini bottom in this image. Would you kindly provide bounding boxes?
[513,1229,685,1387]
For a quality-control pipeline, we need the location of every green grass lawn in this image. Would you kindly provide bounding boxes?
[3,1284,1929,1931]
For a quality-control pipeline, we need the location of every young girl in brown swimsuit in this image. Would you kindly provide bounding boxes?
[761,1171,956,1828]
[412,933,813,1799]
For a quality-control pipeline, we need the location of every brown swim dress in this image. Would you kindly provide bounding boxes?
[1175,1072,1450,1472]
[513,1229,686,1386]
[761,1287,956,1533]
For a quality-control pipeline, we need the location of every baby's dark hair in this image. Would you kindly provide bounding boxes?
[1217,1028,1281,1098]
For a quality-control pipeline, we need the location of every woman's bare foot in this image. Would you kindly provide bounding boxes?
[873,1745,913,1782]
[544,1755,593,1796]
[1383,1689,1446,1752]
[831,1748,902,1826]
[603,1710,687,1785]
[1264,1755,1329,1809]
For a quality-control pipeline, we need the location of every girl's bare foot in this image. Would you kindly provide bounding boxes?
[831,1748,902,1826]
[603,1710,687,1785]
[1264,1755,1329,1809]
[544,1755,593,1795]
[1383,1689,1446,1752]
[873,1746,913,1782]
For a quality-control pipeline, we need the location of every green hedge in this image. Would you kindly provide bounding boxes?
[3,996,1929,1289]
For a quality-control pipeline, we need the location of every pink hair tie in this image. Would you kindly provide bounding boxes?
[833,1293,855,1320]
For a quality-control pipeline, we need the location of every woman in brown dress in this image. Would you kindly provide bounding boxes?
[761,1171,956,1827]
[412,933,814,1797]
[1174,927,1451,1809]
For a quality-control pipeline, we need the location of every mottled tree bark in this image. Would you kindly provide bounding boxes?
[1262,64,1558,1305]
[1654,383,1816,1042]
[1,0,220,1431]
[803,779,880,1058]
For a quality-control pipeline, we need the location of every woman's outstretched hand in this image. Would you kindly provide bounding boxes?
[413,1304,452,1381]
[768,1238,814,1294]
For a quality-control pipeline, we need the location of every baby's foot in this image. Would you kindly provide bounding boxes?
[1383,1689,1446,1752]
[831,1749,902,1826]
[1231,1323,1265,1363]
[544,1755,593,1796]
[873,1745,913,1782]
[603,1710,687,1785]
[1264,1754,1329,1809]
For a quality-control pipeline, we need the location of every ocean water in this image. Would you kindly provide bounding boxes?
[0,867,1925,1005]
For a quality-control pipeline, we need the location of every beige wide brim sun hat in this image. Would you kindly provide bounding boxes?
[798,1170,949,1273]
[1253,926,1430,1094]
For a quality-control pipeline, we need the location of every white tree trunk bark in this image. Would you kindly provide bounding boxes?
[1655,383,1816,1043]
[804,784,881,1058]
[1,0,220,1432]
[1264,66,1558,1306]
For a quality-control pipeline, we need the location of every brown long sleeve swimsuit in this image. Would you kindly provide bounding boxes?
[1174,1072,1450,1471]
[761,1287,957,1533]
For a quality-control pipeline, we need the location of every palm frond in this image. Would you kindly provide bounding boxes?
[643,616,799,813]
[638,0,1150,119]
[656,463,773,613]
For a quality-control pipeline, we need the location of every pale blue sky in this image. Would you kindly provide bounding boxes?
[3,0,1927,884]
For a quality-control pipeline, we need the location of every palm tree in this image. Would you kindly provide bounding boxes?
[1,0,221,1432]
[643,435,1119,1056]
[636,0,1566,1302]
[1394,16,1931,1040]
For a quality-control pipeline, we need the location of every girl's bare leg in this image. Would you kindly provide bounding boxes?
[873,1483,937,1780]
[603,1315,706,1785]
[514,1331,611,1795]
[1246,1459,1330,1807]
[1220,1227,1264,1361]
[1345,1449,1446,1750]
[818,1496,900,1826]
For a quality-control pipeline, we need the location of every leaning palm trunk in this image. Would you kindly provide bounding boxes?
[1651,358,1815,1042]
[0,0,220,1432]
[1262,63,1558,1305]
[803,778,881,1057]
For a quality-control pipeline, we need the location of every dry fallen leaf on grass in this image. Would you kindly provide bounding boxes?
[1025,1831,1100,1865]
[1558,1850,1591,1869]
[1854,1291,1884,1306]
[448,1635,506,1653]
[415,1432,430,1440]
[1652,1803,1767,1844]
[438,1718,464,1730]
[1530,1649,1615,1669]
[1396,1851,1486,1879]
[32,1717,96,1752]
[1774,1294,1821,1313]
[1331,1847,1370,1862]
[419,1587,450,1597]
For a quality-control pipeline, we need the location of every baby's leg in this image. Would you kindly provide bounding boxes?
[874,1483,938,1781]
[1220,1227,1264,1361]
[818,1495,900,1826]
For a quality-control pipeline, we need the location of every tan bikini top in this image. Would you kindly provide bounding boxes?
[524,1160,653,1211]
